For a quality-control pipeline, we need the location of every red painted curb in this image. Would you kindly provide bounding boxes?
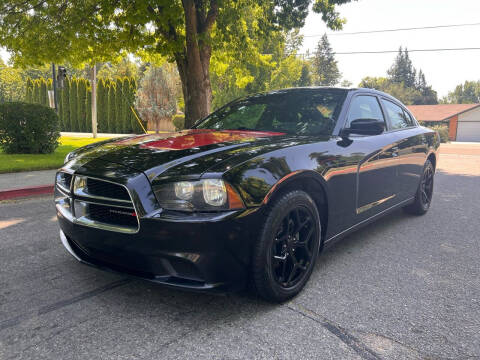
[0,184,54,201]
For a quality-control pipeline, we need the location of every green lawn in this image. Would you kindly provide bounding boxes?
[0,136,111,173]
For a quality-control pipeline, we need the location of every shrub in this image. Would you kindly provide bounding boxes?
[0,102,60,154]
[172,114,185,131]
[429,124,449,143]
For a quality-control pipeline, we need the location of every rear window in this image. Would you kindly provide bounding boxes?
[381,99,413,130]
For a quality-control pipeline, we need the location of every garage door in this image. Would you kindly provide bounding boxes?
[456,121,480,142]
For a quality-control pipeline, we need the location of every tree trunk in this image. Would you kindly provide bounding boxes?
[178,0,215,129]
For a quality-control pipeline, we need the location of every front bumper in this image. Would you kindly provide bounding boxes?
[57,201,260,293]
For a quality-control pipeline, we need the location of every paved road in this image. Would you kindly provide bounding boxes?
[1,146,479,359]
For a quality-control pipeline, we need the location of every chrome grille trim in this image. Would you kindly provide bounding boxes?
[55,173,140,234]
[73,188,132,204]
[73,175,132,204]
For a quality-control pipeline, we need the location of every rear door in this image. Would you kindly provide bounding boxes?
[379,98,427,202]
[346,94,400,218]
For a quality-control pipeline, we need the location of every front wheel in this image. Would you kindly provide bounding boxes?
[404,159,435,215]
[251,190,321,302]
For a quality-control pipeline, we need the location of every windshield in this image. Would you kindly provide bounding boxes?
[195,89,347,136]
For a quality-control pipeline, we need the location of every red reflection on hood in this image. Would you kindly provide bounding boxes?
[138,129,285,150]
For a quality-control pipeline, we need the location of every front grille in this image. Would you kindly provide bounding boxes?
[64,173,73,189]
[86,178,130,200]
[55,173,139,233]
[88,203,138,228]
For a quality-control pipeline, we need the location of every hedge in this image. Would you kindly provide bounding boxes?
[429,124,449,143]
[25,76,143,134]
[0,102,60,154]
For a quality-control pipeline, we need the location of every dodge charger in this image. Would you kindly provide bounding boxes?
[55,87,439,302]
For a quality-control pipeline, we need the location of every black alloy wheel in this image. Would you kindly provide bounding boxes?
[404,159,435,215]
[420,163,434,207]
[252,190,321,302]
[271,207,316,288]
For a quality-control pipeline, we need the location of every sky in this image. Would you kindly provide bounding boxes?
[300,0,480,97]
[2,0,479,98]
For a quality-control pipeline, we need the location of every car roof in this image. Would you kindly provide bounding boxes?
[233,87,405,109]
[259,86,395,99]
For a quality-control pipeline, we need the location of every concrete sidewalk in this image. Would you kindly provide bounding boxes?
[0,169,57,192]
[0,170,57,200]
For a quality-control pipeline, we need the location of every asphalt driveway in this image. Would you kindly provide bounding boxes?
[1,144,479,359]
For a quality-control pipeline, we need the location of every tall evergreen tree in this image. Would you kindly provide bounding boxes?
[96,79,107,132]
[69,77,78,131]
[86,83,92,132]
[130,79,142,133]
[77,78,87,132]
[115,78,124,133]
[296,63,312,87]
[32,79,40,103]
[107,82,116,133]
[387,47,417,88]
[312,34,341,86]
[25,78,33,103]
[415,69,438,105]
[122,77,132,133]
[39,78,48,106]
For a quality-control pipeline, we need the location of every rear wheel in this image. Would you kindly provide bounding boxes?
[404,159,434,215]
[251,190,321,302]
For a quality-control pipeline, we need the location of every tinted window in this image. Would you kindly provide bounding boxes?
[346,95,384,126]
[195,90,347,136]
[404,111,416,126]
[381,99,411,130]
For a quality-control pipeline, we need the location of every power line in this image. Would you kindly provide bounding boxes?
[295,47,480,57]
[303,22,480,37]
[335,47,480,55]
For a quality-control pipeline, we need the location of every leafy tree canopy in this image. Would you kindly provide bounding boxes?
[441,80,480,104]
[97,58,141,80]
[0,0,355,127]
[0,62,24,102]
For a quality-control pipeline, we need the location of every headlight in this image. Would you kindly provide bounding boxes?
[154,179,244,212]
[202,179,226,206]
[174,181,195,200]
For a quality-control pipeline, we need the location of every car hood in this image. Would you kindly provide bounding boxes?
[67,129,294,180]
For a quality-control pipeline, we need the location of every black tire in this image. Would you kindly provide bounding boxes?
[251,190,321,303]
[404,159,435,215]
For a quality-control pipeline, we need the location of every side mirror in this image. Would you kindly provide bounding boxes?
[341,118,385,137]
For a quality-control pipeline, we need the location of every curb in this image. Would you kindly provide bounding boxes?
[0,184,54,201]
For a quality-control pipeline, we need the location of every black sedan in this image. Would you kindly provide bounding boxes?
[55,87,439,302]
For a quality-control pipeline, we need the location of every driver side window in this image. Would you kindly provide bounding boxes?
[346,95,385,127]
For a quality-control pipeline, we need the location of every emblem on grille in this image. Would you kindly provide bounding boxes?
[109,209,137,217]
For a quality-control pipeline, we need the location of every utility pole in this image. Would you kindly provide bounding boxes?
[51,63,58,112]
[91,64,97,138]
